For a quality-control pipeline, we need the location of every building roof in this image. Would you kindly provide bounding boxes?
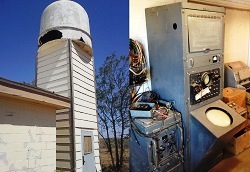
[0,77,70,109]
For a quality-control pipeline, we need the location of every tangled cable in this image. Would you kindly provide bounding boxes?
[129,39,147,78]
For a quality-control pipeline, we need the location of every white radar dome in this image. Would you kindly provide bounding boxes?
[39,0,92,54]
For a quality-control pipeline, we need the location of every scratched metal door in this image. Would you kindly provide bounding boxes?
[81,130,95,172]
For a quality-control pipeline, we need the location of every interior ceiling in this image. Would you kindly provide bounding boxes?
[189,0,250,10]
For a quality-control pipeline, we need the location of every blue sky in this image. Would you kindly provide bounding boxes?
[0,0,128,83]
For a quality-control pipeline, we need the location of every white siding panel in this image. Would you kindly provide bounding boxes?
[72,44,94,65]
[72,53,93,72]
[74,135,82,144]
[94,149,100,157]
[38,40,68,58]
[96,163,102,172]
[72,75,95,92]
[74,104,97,115]
[56,120,71,128]
[37,65,69,80]
[37,52,68,68]
[74,85,96,98]
[74,128,99,137]
[56,145,72,152]
[75,151,82,161]
[39,79,70,90]
[56,152,72,160]
[56,90,71,97]
[43,84,70,93]
[56,113,70,121]
[37,71,69,85]
[94,156,100,164]
[74,119,98,129]
[93,143,100,151]
[57,108,70,114]
[76,167,82,172]
[56,128,71,135]
[38,46,68,63]
[93,136,99,144]
[37,58,69,73]
[72,71,94,89]
[74,93,96,104]
[72,42,93,62]
[74,128,82,136]
[56,137,71,144]
[72,64,94,82]
[74,97,96,110]
[75,159,83,169]
[75,143,82,152]
[56,160,72,169]
[93,130,99,136]
[74,112,97,122]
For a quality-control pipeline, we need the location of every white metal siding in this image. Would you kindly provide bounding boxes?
[71,42,101,172]
[36,40,73,171]
[56,108,73,170]
[0,97,56,172]
[37,40,71,97]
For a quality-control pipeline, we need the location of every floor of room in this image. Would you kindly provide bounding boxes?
[210,147,250,172]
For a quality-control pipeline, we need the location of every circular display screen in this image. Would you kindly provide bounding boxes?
[202,72,210,85]
[206,108,232,127]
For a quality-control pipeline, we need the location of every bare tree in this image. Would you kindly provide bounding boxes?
[96,53,130,171]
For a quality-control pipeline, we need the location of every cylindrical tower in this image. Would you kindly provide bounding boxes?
[36,1,100,171]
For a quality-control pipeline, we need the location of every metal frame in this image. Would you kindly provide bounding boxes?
[145,2,226,171]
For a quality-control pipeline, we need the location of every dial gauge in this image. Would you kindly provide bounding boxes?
[202,72,210,86]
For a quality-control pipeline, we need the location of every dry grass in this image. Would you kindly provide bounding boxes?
[100,148,129,172]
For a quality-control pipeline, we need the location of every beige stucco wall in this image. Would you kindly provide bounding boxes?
[0,97,56,171]
[224,8,250,65]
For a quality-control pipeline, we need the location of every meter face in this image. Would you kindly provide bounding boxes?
[202,73,210,86]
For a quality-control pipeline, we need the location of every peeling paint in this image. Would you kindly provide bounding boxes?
[38,136,42,142]
[0,84,57,171]
[23,142,28,148]
[9,163,16,171]
[0,137,7,145]
[35,152,42,159]
[37,128,45,135]
[27,148,35,158]
[0,152,8,165]
[29,132,36,143]
[28,168,35,172]
[22,166,28,170]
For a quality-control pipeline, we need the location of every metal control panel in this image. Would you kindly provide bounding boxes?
[145,2,225,171]
[130,111,183,172]
[190,68,220,105]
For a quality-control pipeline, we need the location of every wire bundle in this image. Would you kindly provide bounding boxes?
[129,39,147,84]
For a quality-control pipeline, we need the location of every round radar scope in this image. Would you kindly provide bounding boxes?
[206,107,232,127]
